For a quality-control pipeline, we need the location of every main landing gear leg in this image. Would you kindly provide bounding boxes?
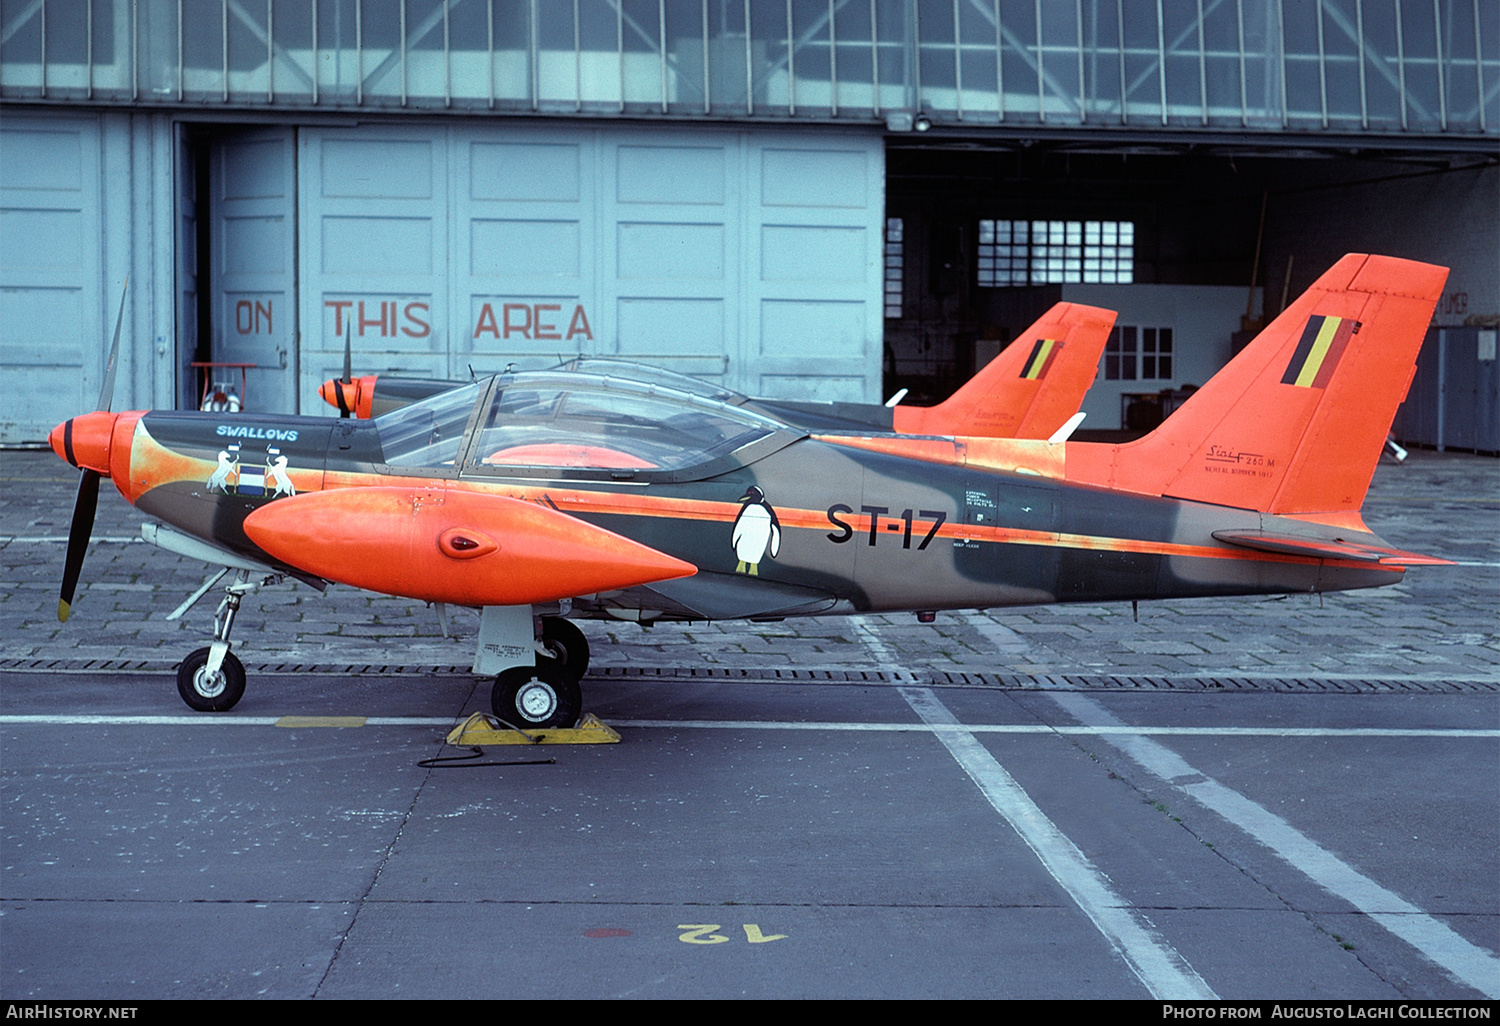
[177,570,270,712]
[474,605,588,729]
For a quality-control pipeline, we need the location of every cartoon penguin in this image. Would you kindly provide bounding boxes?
[206,450,238,493]
[731,486,781,575]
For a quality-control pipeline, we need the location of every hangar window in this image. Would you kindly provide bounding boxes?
[1105,326,1173,381]
[977,220,1134,286]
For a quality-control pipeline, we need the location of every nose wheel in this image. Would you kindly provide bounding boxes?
[173,570,274,712]
[177,646,246,712]
[492,664,582,729]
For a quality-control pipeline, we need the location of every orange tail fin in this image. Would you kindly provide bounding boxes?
[893,303,1115,439]
[1066,254,1446,514]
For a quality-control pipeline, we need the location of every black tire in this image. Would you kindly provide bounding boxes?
[538,616,590,684]
[491,664,581,729]
[177,647,246,712]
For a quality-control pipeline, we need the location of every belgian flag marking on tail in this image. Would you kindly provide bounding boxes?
[1282,315,1359,388]
[1019,338,1062,380]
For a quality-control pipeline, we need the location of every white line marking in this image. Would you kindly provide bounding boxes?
[962,611,1035,658]
[617,723,1499,737]
[1047,690,1500,998]
[0,536,141,544]
[848,617,1213,998]
[899,685,1217,999]
[851,618,904,669]
[0,714,1492,738]
[0,715,455,726]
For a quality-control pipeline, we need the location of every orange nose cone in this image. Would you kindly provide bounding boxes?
[317,377,343,408]
[49,411,118,475]
[320,376,376,418]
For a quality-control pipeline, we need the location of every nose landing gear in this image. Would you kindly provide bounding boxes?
[174,571,276,712]
[177,646,246,711]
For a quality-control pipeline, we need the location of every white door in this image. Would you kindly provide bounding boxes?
[298,129,450,410]
[296,122,884,410]
[0,114,103,441]
[210,129,298,414]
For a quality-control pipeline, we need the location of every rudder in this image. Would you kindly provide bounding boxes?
[1067,254,1446,514]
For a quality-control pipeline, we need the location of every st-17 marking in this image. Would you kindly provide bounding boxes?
[826,505,948,549]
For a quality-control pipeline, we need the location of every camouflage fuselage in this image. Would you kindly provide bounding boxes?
[124,410,1401,624]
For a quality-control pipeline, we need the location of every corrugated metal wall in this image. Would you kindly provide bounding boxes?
[2,1,1494,142]
[1394,327,1500,453]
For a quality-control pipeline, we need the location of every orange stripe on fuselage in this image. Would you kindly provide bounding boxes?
[123,423,226,504]
[811,434,1068,480]
[317,469,1381,572]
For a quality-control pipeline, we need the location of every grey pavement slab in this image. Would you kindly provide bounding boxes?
[6,671,1489,999]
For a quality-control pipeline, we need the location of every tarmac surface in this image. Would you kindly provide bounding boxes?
[1,446,1497,1000]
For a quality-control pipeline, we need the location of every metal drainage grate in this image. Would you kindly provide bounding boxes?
[1,658,1495,693]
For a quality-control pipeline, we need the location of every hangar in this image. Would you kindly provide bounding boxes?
[1,1,1495,448]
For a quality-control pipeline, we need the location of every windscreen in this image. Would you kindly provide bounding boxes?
[469,373,780,473]
[374,380,485,467]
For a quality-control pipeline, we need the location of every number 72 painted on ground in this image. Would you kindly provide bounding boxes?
[678,924,787,944]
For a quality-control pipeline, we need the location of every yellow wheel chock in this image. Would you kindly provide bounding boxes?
[444,711,621,747]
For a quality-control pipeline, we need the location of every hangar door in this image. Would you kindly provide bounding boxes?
[0,115,103,443]
[295,124,885,414]
[208,130,298,416]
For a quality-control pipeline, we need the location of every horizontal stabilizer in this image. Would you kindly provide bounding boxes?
[1211,530,1454,566]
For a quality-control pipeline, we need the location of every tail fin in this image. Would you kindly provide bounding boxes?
[893,303,1115,439]
[1067,254,1446,514]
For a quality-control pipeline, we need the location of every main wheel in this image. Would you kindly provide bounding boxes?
[491,664,581,729]
[177,647,246,712]
[538,616,590,684]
